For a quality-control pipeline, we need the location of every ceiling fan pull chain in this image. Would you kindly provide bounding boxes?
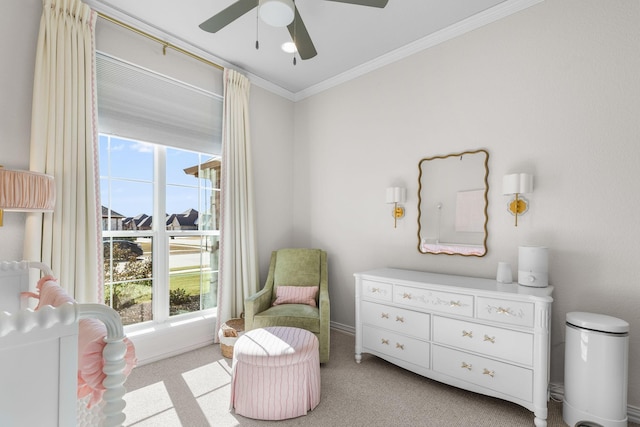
[255,8,260,50]
[292,2,297,66]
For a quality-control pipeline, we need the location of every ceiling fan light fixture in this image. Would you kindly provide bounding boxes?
[281,41,297,53]
[259,0,295,27]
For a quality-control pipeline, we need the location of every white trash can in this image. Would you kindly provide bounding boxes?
[563,312,629,427]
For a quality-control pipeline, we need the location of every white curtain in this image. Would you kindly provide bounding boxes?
[216,69,259,339]
[24,0,101,303]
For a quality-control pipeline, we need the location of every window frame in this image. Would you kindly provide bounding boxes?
[100,134,220,333]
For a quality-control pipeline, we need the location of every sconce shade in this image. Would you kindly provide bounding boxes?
[0,168,56,212]
[503,173,533,195]
[386,187,406,204]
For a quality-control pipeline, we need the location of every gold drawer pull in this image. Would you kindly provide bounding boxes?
[461,362,472,371]
[450,300,461,307]
[396,316,404,323]
[403,293,412,300]
[381,312,389,319]
[483,368,495,378]
[381,338,389,345]
[396,343,405,350]
[484,335,495,344]
[497,307,512,316]
[462,330,473,338]
[371,287,380,293]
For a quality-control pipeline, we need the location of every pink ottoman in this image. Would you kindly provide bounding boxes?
[230,326,321,420]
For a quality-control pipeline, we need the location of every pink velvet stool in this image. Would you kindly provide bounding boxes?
[230,326,321,420]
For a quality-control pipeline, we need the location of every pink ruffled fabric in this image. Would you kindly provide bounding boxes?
[23,275,137,407]
[75,318,137,407]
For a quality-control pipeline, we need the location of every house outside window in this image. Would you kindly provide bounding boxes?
[100,135,220,326]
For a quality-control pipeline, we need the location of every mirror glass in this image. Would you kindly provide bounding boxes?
[417,149,489,256]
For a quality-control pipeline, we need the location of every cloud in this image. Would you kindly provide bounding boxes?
[132,142,154,153]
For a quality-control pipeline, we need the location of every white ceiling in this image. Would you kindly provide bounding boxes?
[85,0,540,99]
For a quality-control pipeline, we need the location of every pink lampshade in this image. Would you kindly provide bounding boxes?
[0,168,56,213]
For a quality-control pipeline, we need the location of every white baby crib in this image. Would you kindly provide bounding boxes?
[0,261,133,427]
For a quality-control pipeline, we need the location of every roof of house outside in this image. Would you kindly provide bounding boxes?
[102,206,126,218]
[103,207,201,229]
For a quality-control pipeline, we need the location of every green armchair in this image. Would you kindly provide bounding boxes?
[244,248,330,363]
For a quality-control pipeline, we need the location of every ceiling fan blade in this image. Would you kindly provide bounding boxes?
[324,0,389,8]
[287,7,317,60]
[199,0,259,33]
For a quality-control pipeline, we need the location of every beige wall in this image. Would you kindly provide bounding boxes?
[0,0,41,258]
[250,85,296,278]
[294,0,640,407]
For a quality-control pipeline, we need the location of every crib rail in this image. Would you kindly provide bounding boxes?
[0,260,53,276]
[0,261,128,427]
[78,304,128,427]
[0,301,77,337]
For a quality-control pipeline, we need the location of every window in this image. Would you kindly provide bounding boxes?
[100,136,220,326]
[94,18,224,359]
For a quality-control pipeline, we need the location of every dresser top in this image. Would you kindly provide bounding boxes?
[354,268,554,300]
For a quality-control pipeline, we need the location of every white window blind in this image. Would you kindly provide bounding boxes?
[96,53,223,155]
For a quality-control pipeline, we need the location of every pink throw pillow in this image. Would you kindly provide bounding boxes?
[273,286,318,307]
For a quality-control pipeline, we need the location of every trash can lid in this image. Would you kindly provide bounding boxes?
[566,311,629,333]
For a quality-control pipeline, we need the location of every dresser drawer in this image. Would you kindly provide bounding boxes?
[361,301,430,340]
[393,285,473,317]
[432,345,533,402]
[361,279,393,302]
[476,297,534,327]
[362,325,429,368]
[432,316,533,365]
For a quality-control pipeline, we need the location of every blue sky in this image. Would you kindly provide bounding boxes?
[99,135,212,218]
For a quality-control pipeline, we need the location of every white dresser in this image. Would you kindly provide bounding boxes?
[354,268,553,427]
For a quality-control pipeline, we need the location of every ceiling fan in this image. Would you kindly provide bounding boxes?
[199,0,389,61]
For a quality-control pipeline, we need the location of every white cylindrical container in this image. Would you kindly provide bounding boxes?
[563,312,629,427]
[496,262,513,284]
[518,246,548,287]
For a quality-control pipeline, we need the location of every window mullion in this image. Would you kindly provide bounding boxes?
[153,146,169,322]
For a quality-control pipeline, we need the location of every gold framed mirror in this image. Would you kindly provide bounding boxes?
[417,149,489,256]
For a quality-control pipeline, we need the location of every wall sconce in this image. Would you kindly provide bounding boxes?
[0,167,56,227]
[386,187,406,228]
[502,173,533,227]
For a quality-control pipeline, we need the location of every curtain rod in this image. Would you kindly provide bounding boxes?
[97,12,224,71]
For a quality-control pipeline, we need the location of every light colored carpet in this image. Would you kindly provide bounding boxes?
[122,330,634,427]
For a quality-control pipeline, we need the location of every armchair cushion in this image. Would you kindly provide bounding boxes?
[273,286,318,307]
[254,304,320,333]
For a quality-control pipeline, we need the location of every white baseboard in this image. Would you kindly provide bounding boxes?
[629,405,640,424]
[330,321,354,335]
